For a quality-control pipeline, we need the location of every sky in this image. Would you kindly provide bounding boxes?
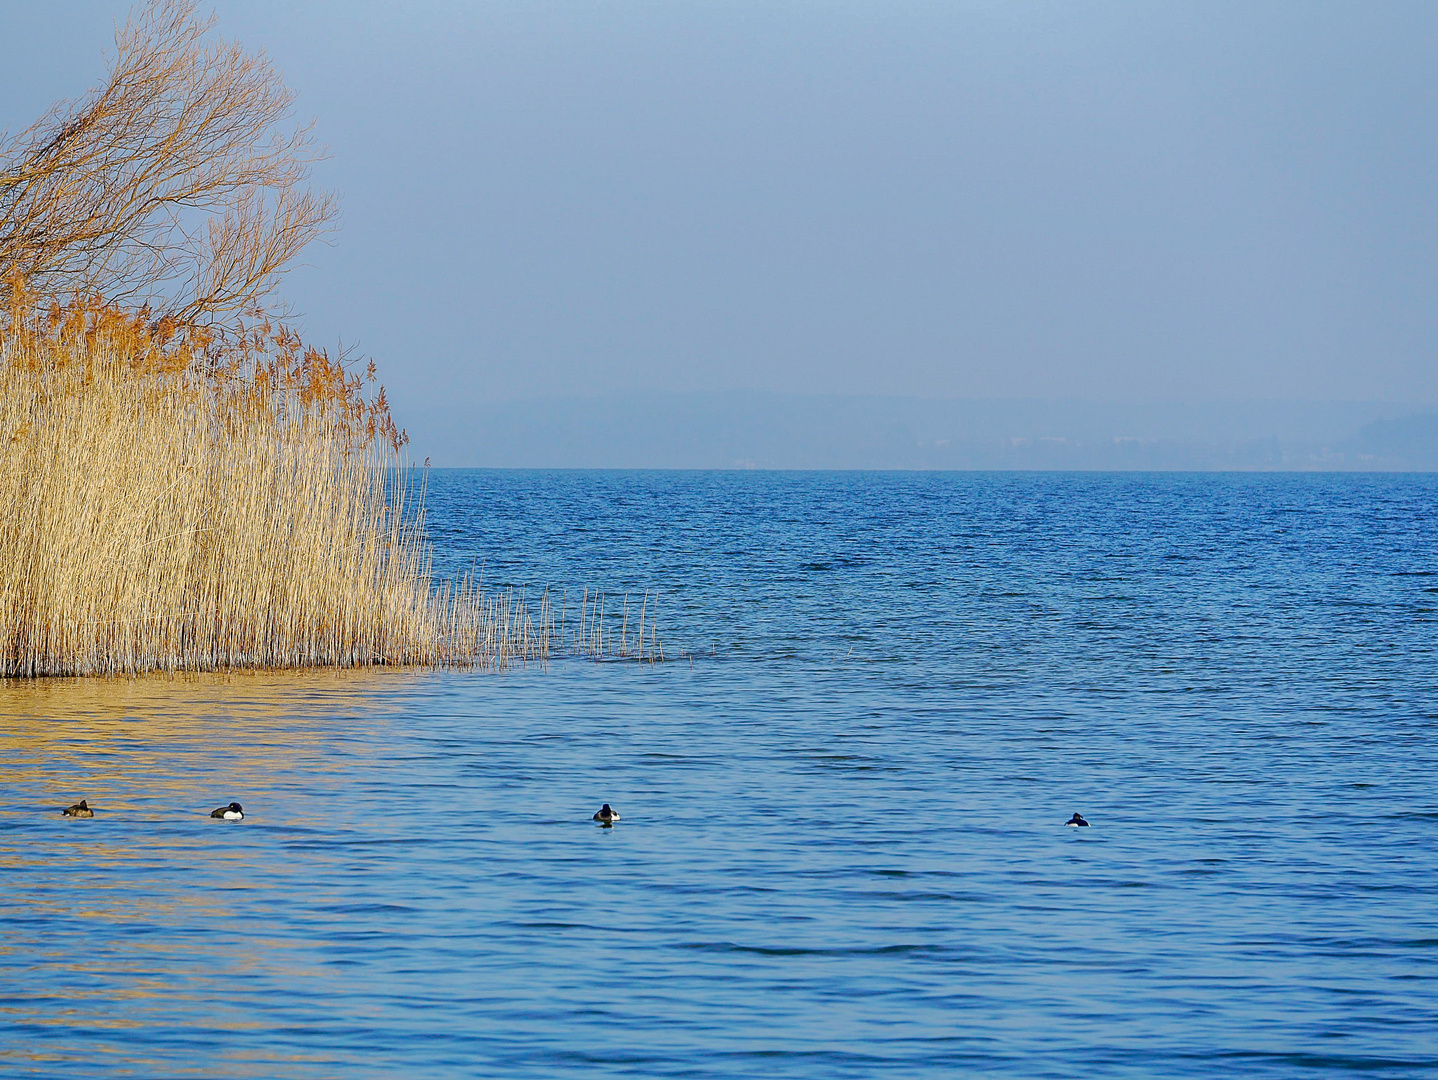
[2,1,1436,464]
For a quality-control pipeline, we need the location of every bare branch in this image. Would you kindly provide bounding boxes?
[0,0,336,334]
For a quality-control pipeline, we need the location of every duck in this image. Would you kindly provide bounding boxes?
[1066,812,1089,827]
[62,799,95,818]
[210,802,244,821]
[592,803,620,826]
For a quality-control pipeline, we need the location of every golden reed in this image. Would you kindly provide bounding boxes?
[0,279,557,675]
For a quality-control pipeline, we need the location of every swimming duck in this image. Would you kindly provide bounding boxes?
[210,802,244,820]
[62,799,94,818]
[1066,812,1089,827]
[593,803,620,826]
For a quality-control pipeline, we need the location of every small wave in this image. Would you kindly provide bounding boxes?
[677,941,948,958]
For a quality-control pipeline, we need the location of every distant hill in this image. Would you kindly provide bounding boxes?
[1347,412,1438,469]
[406,394,1438,471]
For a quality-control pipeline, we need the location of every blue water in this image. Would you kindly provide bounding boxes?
[2,471,1436,1077]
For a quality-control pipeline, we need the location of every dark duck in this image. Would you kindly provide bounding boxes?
[211,802,244,820]
[1066,812,1090,827]
[62,799,94,818]
[592,803,620,826]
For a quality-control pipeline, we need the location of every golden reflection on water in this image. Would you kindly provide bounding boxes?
[0,666,415,739]
[0,666,431,834]
[0,668,430,1049]
[0,667,419,785]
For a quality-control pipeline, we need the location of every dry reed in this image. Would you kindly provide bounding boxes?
[0,281,566,675]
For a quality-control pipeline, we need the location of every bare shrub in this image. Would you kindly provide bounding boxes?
[0,0,334,334]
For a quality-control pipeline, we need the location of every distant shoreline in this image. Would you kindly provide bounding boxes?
[402,394,1438,472]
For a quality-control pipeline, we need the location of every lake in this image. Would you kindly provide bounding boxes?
[2,470,1436,1078]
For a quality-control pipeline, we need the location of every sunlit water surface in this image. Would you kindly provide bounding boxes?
[2,471,1436,1078]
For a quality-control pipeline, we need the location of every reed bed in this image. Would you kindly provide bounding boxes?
[0,284,662,676]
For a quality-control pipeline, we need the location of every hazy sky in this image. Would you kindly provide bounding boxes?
[3,2,1437,434]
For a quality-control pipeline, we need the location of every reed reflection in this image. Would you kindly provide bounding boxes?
[0,668,420,781]
[0,668,428,922]
[0,669,434,1057]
